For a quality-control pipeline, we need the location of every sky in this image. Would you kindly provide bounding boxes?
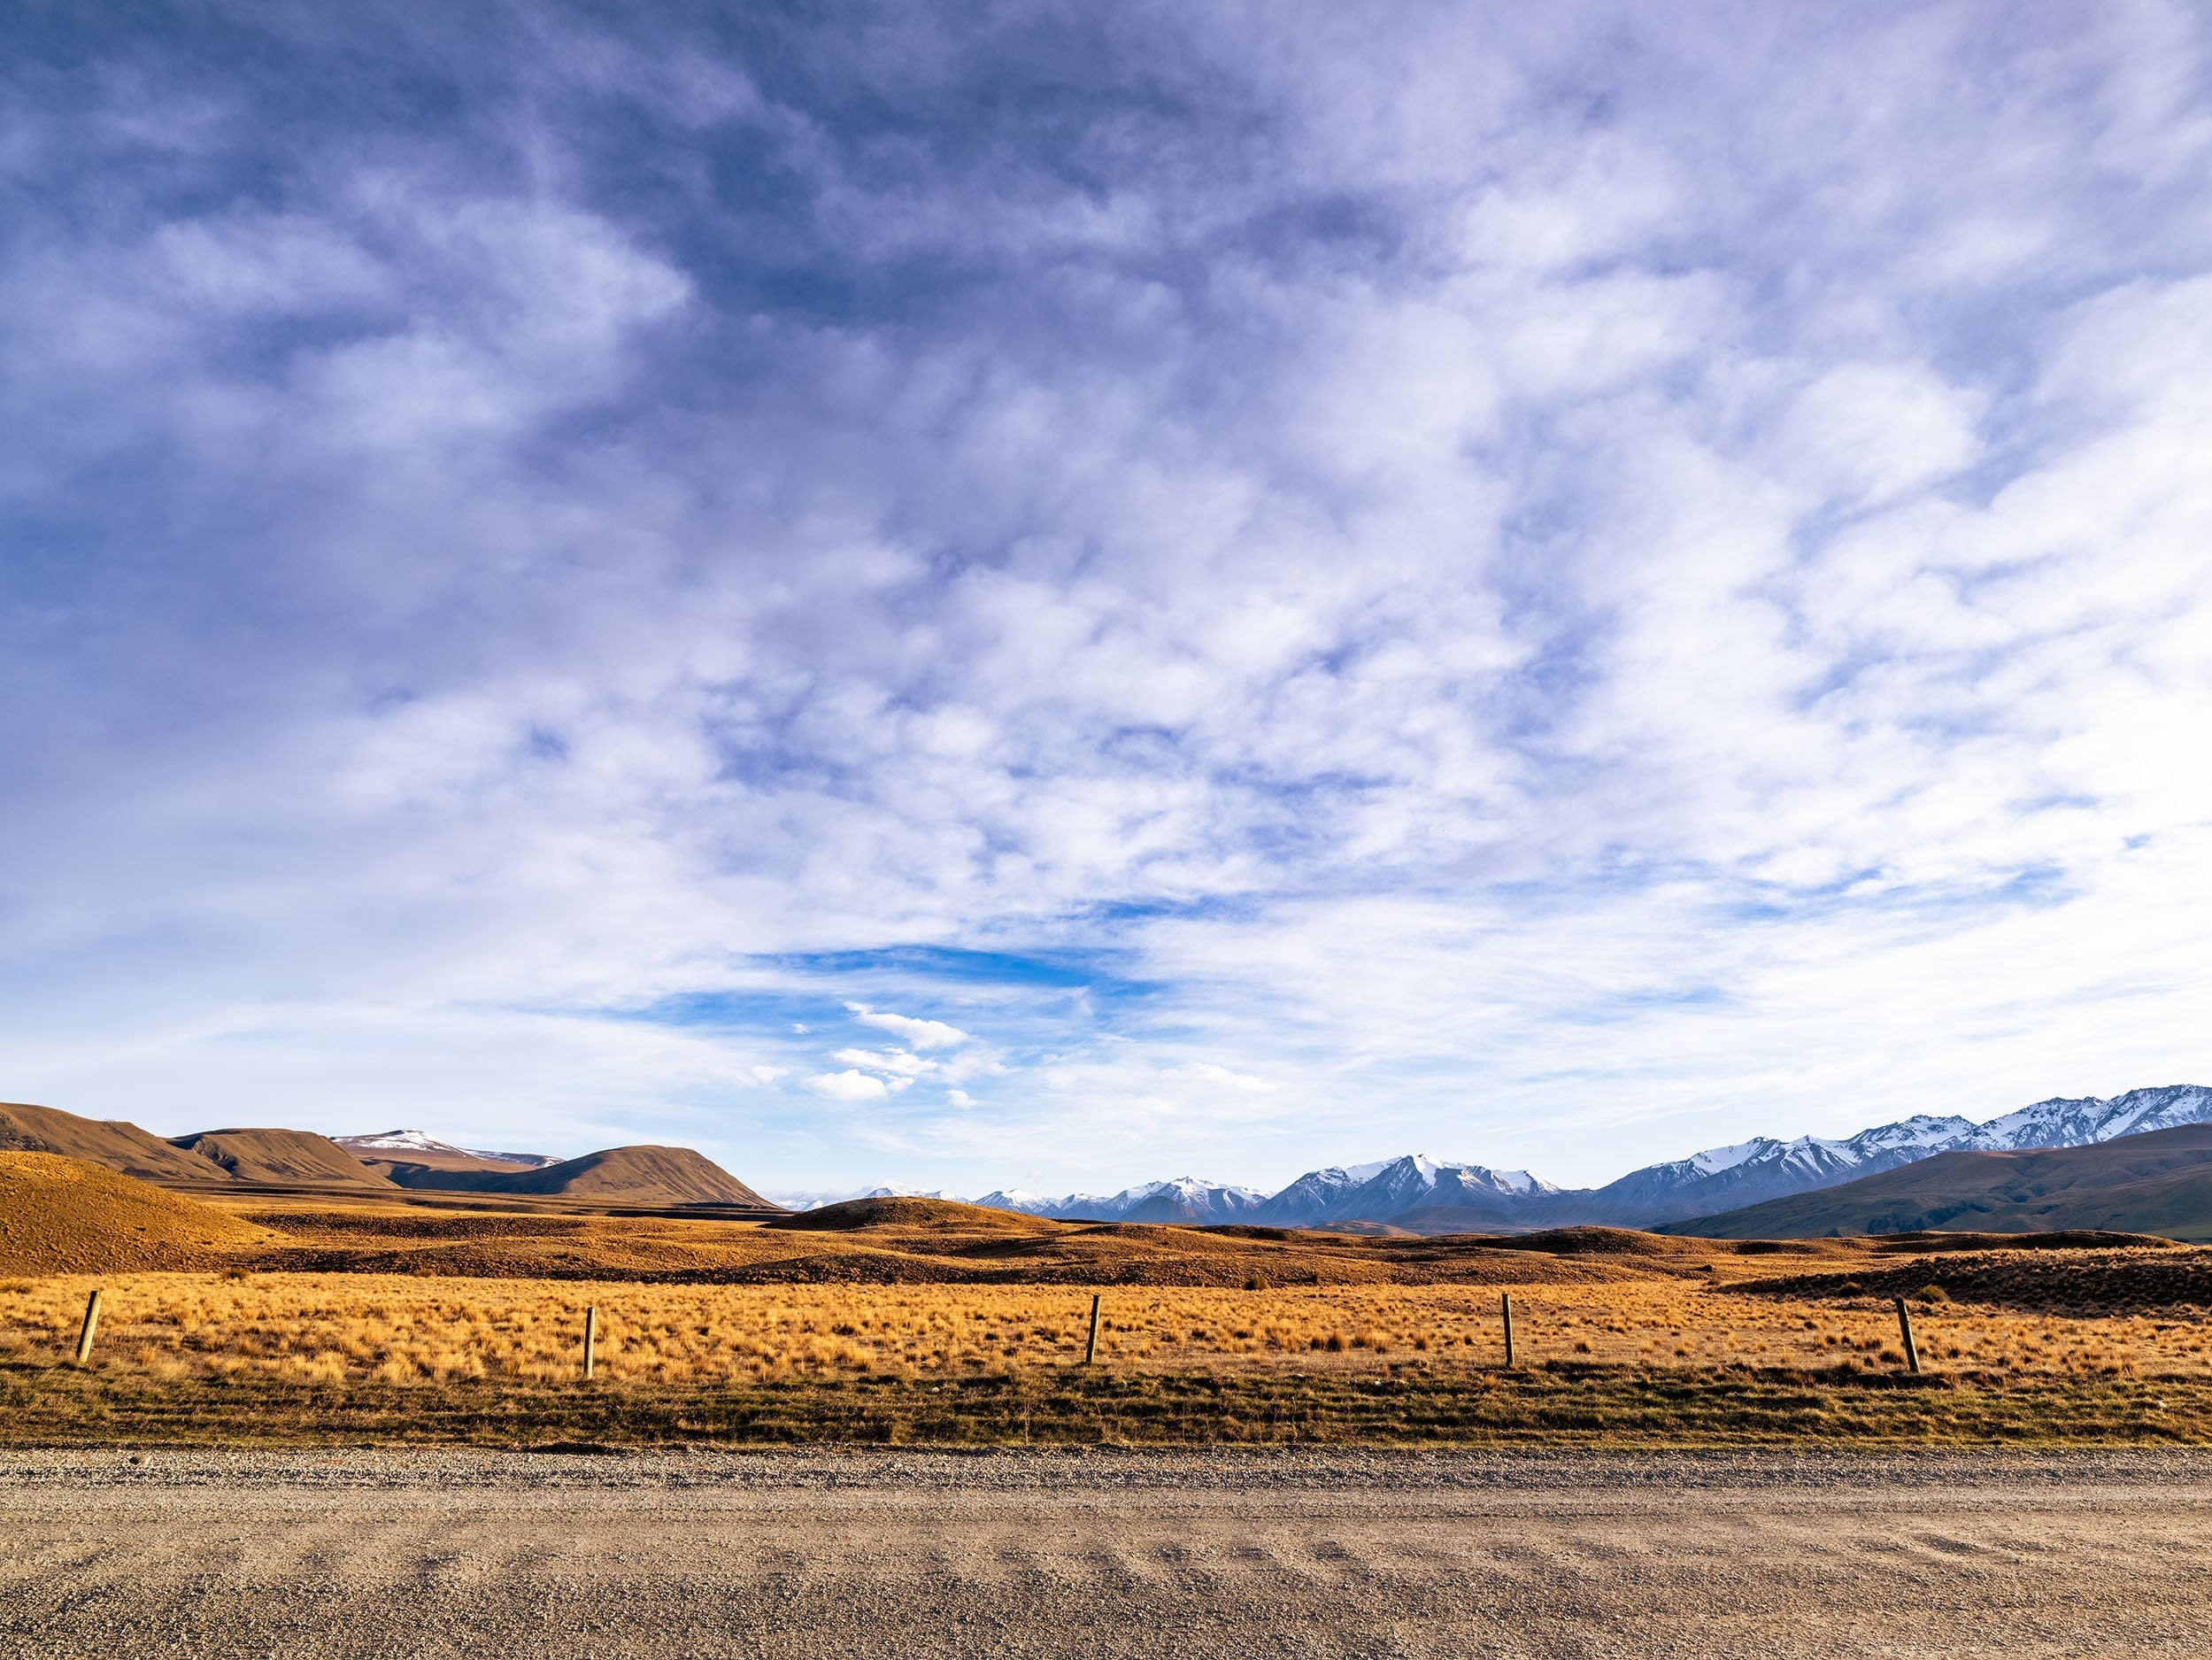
[4,1,2211,1201]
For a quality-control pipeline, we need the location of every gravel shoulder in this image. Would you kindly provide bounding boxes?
[6,1448,2211,1657]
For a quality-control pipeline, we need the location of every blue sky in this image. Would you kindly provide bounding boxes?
[4,2,2211,1197]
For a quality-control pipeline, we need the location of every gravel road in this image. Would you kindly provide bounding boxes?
[4,1446,2209,1657]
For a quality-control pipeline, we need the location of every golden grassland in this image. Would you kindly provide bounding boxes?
[6,1270,2212,1385]
[5,1264,2212,1448]
[7,1174,2212,1448]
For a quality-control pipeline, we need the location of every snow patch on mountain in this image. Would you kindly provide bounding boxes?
[337,1130,456,1153]
[1687,1139,1769,1177]
[335,1131,556,1168]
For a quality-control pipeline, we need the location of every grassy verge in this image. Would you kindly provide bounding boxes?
[6,1359,2210,1449]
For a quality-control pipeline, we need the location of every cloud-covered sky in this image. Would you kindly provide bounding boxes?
[5,2,2211,1194]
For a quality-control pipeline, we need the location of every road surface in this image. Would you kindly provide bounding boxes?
[3,1447,2208,1656]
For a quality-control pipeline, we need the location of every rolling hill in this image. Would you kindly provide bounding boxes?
[1661,1123,2212,1240]
[334,1131,558,1174]
[0,1152,279,1273]
[349,1150,527,1181]
[0,1101,238,1184]
[168,1128,396,1186]
[767,1196,1061,1233]
[374,1144,778,1208]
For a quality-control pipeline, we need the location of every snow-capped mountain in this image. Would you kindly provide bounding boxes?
[976,1178,1264,1224]
[335,1130,557,1169]
[1583,1114,1979,1222]
[1957,1085,2212,1153]
[1253,1155,1559,1227]
[1246,1161,1394,1224]
[974,1188,1109,1217]
[1115,1177,1268,1224]
[1576,1086,2212,1224]
[975,1085,2212,1233]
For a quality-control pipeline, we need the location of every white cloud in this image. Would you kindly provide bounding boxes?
[1773,362,1983,502]
[832,1047,936,1077]
[844,1005,973,1051]
[803,1070,893,1103]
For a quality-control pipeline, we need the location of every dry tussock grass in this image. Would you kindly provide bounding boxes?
[4,1270,2208,1388]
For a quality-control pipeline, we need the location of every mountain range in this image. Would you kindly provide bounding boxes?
[972,1085,2212,1232]
[975,1176,1268,1224]
[1661,1123,2212,1241]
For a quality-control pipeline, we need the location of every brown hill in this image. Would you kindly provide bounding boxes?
[168,1128,395,1187]
[1350,1205,1513,1236]
[749,1208,1697,1287]
[767,1197,1060,1234]
[352,1149,535,1178]
[378,1145,776,1208]
[333,1132,559,1174]
[0,1153,277,1274]
[1663,1124,2212,1240]
[1489,1226,1718,1258]
[0,1101,232,1185]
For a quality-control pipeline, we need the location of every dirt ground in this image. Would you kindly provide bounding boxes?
[4,1447,2210,1657]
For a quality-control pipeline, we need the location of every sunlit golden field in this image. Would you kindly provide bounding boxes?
[6,1270,2209,1387]
[10,1177,2212,1447]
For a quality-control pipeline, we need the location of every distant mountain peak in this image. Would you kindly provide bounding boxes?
[335,1129,459,1153]
[1684,1138,1778,1177]
[975,1176,1263,1224]
[335,1130,557,1169]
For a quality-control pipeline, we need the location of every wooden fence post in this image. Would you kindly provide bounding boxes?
[1084,1293,1102,1366]
[1501,1292,1514,1369]
[582,1306,598,1380]
[75,1289,103,1365]
[1893,1297,1921,1374]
